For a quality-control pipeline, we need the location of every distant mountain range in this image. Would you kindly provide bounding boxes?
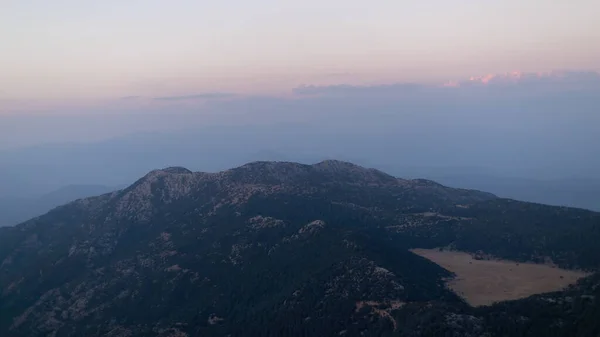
[2,71,598,212]
[1,161,599,336]
[0,184,119,227]
[427,174,600,212]
[1,144,597,213]
[383,166,600,212]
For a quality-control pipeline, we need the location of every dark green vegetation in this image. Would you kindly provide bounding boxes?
[0,161,599,336]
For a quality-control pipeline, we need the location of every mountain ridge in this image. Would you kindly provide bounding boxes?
[1,160,599,336]
[0,184,118,227]
[83,160,497,224]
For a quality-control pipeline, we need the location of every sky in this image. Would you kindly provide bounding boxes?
[0,1,599,211]
[2,0,600,101]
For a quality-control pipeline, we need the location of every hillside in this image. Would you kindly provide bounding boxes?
[1,161,599,337]
[0,185,117,227]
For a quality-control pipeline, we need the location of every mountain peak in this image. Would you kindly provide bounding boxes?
[313,159,363,170]
[224,160,399,187]
[160,166,193,174]
[107,160,493,222]
[115,166,200,221]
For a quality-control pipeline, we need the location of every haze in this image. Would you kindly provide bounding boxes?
[0,1,599,220]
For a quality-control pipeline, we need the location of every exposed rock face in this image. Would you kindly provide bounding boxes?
[0,160,599,337]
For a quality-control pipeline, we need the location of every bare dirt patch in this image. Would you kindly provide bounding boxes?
[411,248,590,307]
[355,300,405,331]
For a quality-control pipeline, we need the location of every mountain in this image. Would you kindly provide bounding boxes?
[3,130,599,212]
[1,161,600,336]
[436,174,600,211]
[0,185,118,227]
[383,167,600,211]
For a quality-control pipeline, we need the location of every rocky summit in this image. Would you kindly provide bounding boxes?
[1,161,600,337]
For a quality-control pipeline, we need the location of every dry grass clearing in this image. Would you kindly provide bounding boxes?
[411,248,590,307]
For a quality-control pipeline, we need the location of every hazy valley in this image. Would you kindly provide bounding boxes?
[0,185,119,227]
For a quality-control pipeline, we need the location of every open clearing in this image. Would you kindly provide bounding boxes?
[411,248,590,307]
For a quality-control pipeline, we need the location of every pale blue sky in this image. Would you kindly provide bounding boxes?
[1,0,599,100]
